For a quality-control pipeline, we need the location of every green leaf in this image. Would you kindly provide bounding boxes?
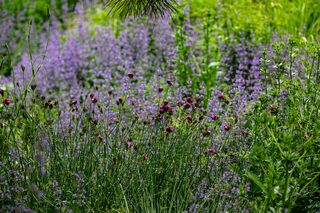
[246,172,268,195]
[208,62,220,68]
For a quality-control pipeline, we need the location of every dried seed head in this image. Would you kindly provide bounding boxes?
[116,97,123,105]
[167,80,174,86]
[21,65,25,72]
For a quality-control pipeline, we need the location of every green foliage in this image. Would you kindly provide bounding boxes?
[242,40,320,212]
[0,0,79,76]
[1,1,320,212]
[1,0,79,23]
[184,0,320,41]
[0,93,229,211]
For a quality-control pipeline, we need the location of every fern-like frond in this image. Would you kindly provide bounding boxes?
[104,0,177,18]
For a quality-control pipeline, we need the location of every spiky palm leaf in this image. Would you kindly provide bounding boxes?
[104,0,177,18]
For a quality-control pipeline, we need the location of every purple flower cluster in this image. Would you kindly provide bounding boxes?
[2,2,319,212]
[2,7,181,125]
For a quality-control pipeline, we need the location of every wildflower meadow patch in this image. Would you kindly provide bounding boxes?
[0,1,320,212]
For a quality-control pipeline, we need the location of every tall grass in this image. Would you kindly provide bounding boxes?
[0,1,320,212]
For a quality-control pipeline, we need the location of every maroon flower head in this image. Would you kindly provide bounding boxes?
[218,93,225,100]
[196,95,204,102]
[143,153,149,161]
[186,115,192,122]
[223,124,231,131]
[166,126,174,133]
[160,105,166,114]
[269,105,278,110]
[167,105,173,115]
[127,141,134,148]
[158,86,163,93]
[116,97,123,106]
[91,97,98,104]
[127,71,134,79]
[211,114,220,120]
[2,98,11,105]
[186,97,195,103]
[183,102,192,108]
[177,100,184,106]
[207,147,216,154]
[163,100,169,106]
[241,129,249,136]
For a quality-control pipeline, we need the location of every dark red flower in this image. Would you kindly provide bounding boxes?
[223,124,231,131]
[207,147,216,154]
[183,102,192,108]
[177,100,184,106]
[269,105,278,110]
[186,115,192,122]
[116,97,123,105]
[186,97,195,103]
[270,105,278,110]
[158,87,163,93]
[2,98,11,105]
[143,153,149,161]
[218,93,225,100]
[211,114,220,120]
[196,95,204,102]
[241,129,249,136]
[127,141,134,148]
[127,72,134,79]
[160,105,166,114]
[91,97,98,104]
[159,103,173,115]
[166,126,174,133]
[167,105,173,115]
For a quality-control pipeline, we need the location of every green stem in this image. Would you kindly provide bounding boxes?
[283,160,289,209]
